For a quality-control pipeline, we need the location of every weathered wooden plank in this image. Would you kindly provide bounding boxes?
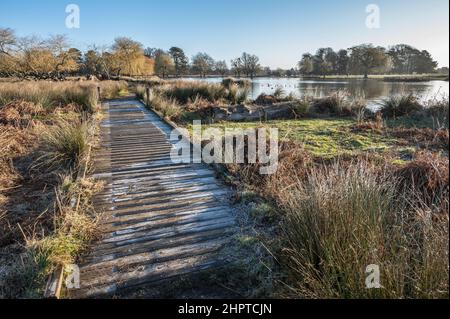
[80,238,230,280]
[82,227,234,265]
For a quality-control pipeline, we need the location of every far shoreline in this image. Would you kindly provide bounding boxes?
[169,73,449,82]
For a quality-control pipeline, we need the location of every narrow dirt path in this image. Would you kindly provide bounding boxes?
[71,99,238,298]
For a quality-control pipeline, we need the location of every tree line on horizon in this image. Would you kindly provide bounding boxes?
[0,28,262,80]
[298,44,440,78]
[0,27,446,80]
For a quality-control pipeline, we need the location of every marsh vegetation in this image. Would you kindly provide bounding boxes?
[0,80,128,298]
[138,78,449,299]
[0,23,448,299]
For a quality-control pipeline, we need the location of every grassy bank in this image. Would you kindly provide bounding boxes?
[136,80,251,120]
[0,80,128,112]
[137,79,449,299]
[190,96,448,162]
[0,80,127,298]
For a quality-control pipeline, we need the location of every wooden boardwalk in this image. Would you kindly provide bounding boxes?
[71,99,236,298]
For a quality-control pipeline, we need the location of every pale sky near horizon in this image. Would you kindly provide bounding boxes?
[0,0,448,69]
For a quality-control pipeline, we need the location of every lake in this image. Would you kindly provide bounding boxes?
[178,77,449,110]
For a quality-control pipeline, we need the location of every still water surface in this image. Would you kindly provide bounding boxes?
[179,77,449,109]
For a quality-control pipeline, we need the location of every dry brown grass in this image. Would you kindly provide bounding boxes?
[0,123,52,248]
[395,151,449,208]
[0,80,128,113]
[225,140,313,194]
[97,80,129,99]
[390,128,449,151]
[33,118,89,171]
[0,80,104,298]
[0,81,98,112]
[0,101,45,127]
[222,138,448,298]
[0,175,102,298]
[277,161,448,299]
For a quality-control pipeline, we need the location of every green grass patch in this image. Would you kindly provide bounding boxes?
[193,118,397,159]
[236,235,259,249]
[250,203,277,223]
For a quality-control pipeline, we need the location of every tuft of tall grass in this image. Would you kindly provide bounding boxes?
[160,81,227,103]
[227,83,250,104]
[275,161,448,299]
[33,176,99,266]
[273,87,286,99]
[146,90,182,119]
[289,96,313,118]
[135,84,146,100]
[379,93,423,119]
[236,87,250,104]
[97,80,128,100]
[0,81,98,113]
[424,97,449,129]
[35,119,89,170]
[0,175,100,298]
[147,80,251,107]
[350,97,368,123]
[222,77,251,89]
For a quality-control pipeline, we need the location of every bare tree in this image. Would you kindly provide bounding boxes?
[47,35,80,78]
[231,58,243,77]
[155,52,175,78]
[214,60,228,76]
[240,52,260,78]
[192,53,215,77]
[0,28,16,55]
[0,28,18,76]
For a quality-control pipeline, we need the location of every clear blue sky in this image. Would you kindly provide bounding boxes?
[1,0,448,68]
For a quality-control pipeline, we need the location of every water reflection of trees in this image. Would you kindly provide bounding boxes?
[244,78,447,101]
[296,79,388,99]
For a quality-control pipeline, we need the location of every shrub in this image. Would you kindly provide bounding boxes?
[312,91,349,115]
